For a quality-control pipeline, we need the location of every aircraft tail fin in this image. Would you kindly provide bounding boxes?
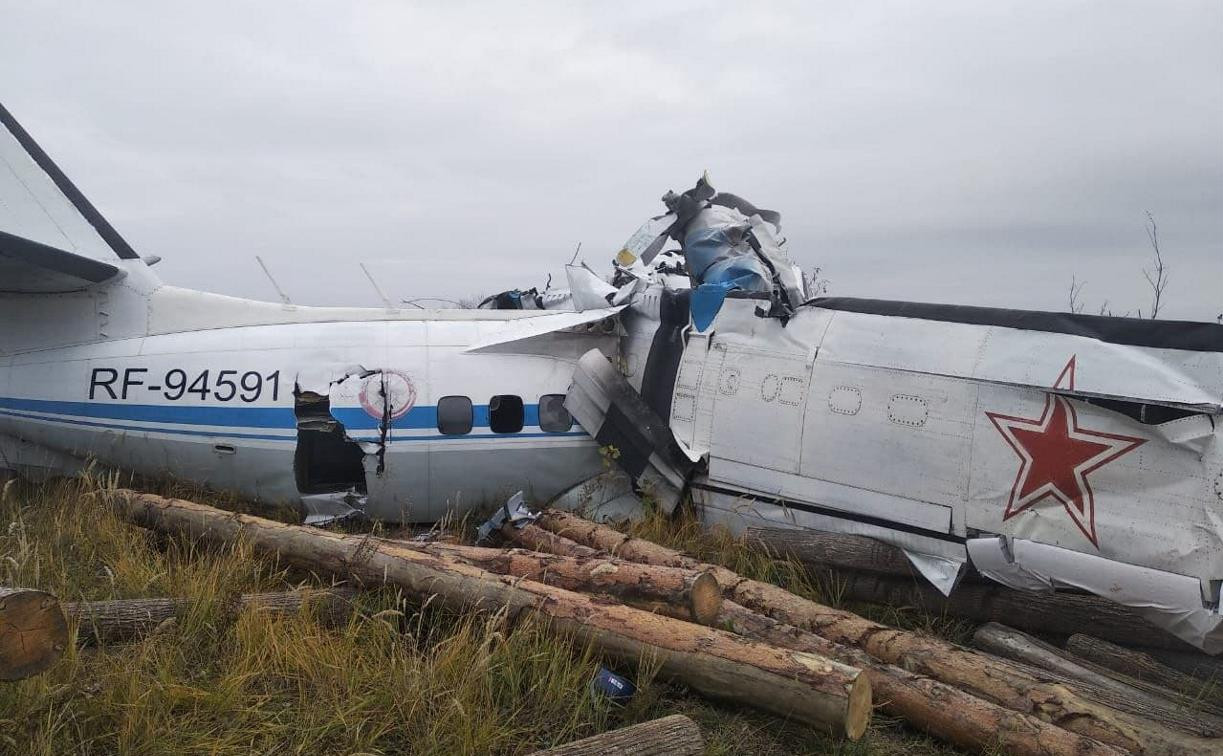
[0,101,154,293]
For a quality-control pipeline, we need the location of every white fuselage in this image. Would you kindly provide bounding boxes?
[0,281,616,522]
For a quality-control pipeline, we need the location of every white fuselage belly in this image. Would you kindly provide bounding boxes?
[0,319,605,521]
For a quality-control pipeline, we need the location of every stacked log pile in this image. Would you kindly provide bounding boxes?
[107,491,873,741]
[10,488,1223,754]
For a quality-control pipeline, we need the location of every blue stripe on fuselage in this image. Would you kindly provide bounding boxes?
[0,396,296,427]
[0,397,579,440]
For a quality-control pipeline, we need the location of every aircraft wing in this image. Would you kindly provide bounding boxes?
[0,102,138,292]
[463,306,624,353]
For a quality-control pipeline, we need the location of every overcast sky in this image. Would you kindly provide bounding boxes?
[3,2,1220,320]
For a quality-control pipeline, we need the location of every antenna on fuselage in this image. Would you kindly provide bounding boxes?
[255,255,293,305]
[360,262,395,309]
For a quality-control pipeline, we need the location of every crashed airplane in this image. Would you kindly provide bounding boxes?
[3,101,1223,652]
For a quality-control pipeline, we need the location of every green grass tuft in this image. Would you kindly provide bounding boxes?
[1,475,959,754]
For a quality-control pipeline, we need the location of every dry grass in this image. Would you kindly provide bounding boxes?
[0,473,959,755]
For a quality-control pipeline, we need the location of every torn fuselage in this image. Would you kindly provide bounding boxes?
[573,176,1223,652]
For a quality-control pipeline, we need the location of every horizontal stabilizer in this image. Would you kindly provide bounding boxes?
[0,101,145,293]
[0,229,122,293]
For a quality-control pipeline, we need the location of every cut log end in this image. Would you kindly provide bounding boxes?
[0,587,69,681]
[689,571,722,626]
[845,671,873,741]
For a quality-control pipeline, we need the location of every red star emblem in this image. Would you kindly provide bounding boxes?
[985,357,1145,547]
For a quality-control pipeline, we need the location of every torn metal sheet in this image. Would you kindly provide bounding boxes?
[902,550,967,596]
[475,490,537,543]
[968,536,1223,653]
[548,470,645,523]
[300,492,364,525]
[565,349,693,513]
[566,264,621,311]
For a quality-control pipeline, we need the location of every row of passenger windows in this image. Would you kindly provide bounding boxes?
[436,394,573,435]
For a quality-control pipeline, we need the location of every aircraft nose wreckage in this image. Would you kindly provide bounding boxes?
[2,101,1223,652]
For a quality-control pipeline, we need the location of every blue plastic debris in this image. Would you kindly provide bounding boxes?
[589,666,636,705]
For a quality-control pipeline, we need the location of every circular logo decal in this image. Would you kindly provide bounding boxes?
[359,370,417,421]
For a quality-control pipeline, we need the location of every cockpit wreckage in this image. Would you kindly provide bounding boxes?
[2,102,1223,653]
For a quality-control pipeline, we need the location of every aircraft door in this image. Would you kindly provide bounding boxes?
[669,330,723,460]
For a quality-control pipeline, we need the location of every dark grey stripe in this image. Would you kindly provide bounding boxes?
[693,481,966,544]
[0,101,141,260]
[639,288,690,421]
[812,297,1223,353]
[0,229,120,282]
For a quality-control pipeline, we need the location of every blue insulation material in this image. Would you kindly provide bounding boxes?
[684,226,770,330]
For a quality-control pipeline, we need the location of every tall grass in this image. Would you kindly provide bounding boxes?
[0,474,955,755]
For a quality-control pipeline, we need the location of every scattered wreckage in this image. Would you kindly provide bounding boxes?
[2,97,1223,661]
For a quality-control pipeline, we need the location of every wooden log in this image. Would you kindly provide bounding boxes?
[0,587,68,681]
[500,522,602,559]
[973,623,1223,737]
[1066,634,1223,711]
[1137,647,1223,684]
[562,514,1191,651]
[535,509,1220,756]
[66,587,357,645]
[825,569,1192,652]
[714,602,1123,755]
[528,714,704,756]
[110,490,872,739]
[746,527,929,579]
[390,540,722,625]
[515,521,1122,756]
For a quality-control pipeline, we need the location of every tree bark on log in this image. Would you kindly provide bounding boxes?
[512,520,1123,756]
[500,522,604,559]
[393,541,722,625]
[0,587,68,681]
[973,623,1223,737]
[535,509,1219,756]
[716,601,1124,756]
[1128,647,1223,686]
[1066,634,1223,710]
[528,714,704,756]
[66,587,357,645]
[745,527,936,580]
[109,490,872,740]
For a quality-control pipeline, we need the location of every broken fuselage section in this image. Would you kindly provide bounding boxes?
[506,176,1223,653]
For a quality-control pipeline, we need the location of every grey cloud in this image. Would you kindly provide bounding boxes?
[2,1,1219,320]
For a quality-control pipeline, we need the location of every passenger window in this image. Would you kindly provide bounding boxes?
[437,396,473,435]
[489,394,524,434]
[539,394,573,432]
